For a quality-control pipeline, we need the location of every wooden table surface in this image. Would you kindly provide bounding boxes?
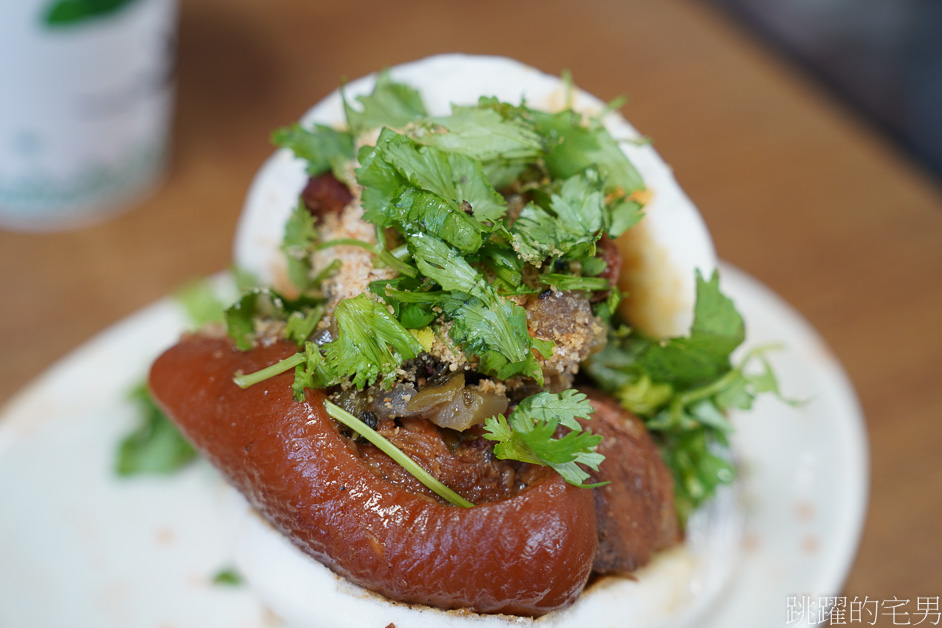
[3,0,941,618]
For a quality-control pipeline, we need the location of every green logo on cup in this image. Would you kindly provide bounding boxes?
[43,0,143,27]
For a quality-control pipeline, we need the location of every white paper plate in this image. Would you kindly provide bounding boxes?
[0,263,867,628]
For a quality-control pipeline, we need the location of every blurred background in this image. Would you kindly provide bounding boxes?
[707,0,942,180]
[1,0,941,625]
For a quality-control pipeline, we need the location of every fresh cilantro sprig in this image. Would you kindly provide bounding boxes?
[232,293,422,392]
[342,69,428,135]
[410,105,545,162]
[271,123,354,182]
[212,567,244,586]
[583,270,788,523]
[223,201,335,351]
[291,341,335,400]
[483,390,605,487]
[635,270,745,388]
[357,129,494,253]
[510,169,608,264]
[116,383,198,476]
[175,279,227,329]
[280,201,320,294]
[533,108,645,200]
[374,129,507,225]
[323,294,423,388]
[284,305,324,346]
[538,273,612,292]
[117,277,238,477]
[440,294,552,384]
[225,287,321,351]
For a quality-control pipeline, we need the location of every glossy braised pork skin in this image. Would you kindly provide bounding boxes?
[149,335,598,616]
[579,390,680,574]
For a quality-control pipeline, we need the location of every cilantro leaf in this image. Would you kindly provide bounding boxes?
[509,171,605,263]
[509,202,566,264]
[512,389,595,431]
[175,278,226,328]
[343,70,427,134]
[271,123,354,180]
[473,243,524,291]
[538,273,612,292]
[440,294,546,384]
[581,270,786,525]
[284,305,324,346]
[549,169,607,237]
[476,350,544,383]
[391,188,484,254]
[638,270,745,387]
[608,197,644,239]
[374,130,508,224]
[292,341,335,401]
[483,390,604,487]
[225,286,322,351]
[322,294,423,388]
[379,130,457,200]
[374,277,441,329]
[281,202,319,293]
[360,130,501,248]
[212,568,244,586]
[658,428,735,523]
[448,153,507,224]
[224,291,259,351]
[356,142,409,216]
[615,374,674,416]
[532,109,644,194]
[474,96,644,196]
[690,270,746,348]
[407,232,490,298]
[405,232,552,383]
[116,384,197,476]
[481,158,537,190]
[399,303,437,329]
[411,105,544,162]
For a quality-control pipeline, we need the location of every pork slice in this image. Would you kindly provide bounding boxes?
[579,389,680,574]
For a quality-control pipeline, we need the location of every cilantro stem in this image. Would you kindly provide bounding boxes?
[233,353,305,388]
[601,94,628,117]
[384,288,446,303]
[315,237,417,278]
[374,223,387,250]
[377,250,418,277]
[667,343,786,426]
[673,367,743,410]
[373,225,418,276]
[316,238,377,252]
[561,68,574,110]
[323,400,475,508]
[539,274,612,292]
[389,244,410,260]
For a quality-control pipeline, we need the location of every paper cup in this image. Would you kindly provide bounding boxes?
[0,0,176,231]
